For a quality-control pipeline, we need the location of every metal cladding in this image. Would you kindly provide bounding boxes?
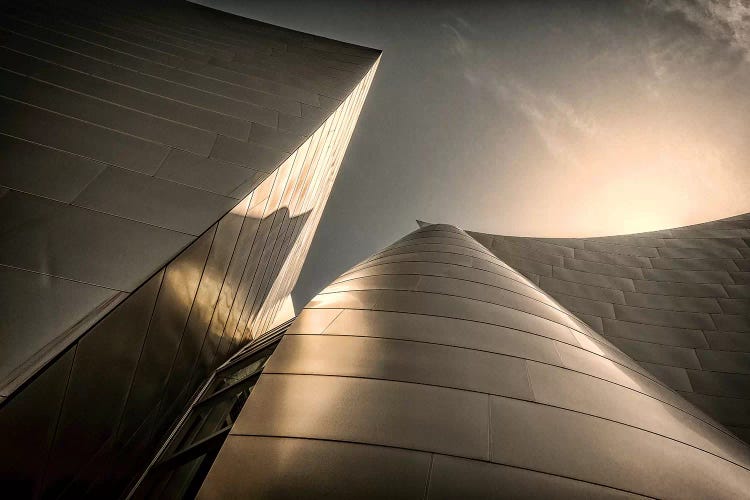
[0,0,379,496]
[467,213,750,444]
[200,224,750,498]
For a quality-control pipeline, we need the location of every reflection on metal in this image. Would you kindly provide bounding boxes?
[466,213,750,443]
[200,224,750,498]
[0,0,380,497]
[128,319,289,499]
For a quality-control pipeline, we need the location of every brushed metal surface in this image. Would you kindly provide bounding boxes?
[203,224,750,498]
[0,1,380,496]
[468,212,750,441]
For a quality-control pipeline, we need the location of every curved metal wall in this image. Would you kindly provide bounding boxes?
[466,213,750,443]
[200,224,750,498]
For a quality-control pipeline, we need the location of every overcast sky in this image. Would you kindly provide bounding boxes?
[199,0,750,308]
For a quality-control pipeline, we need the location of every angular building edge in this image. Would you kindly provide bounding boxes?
[0,1,381,496]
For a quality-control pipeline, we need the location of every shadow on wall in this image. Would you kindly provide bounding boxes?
[0,204,311,499]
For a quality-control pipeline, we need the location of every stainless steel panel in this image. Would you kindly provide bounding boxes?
[613,304,715,330]
[704,331,750,351]
[553,292,616,318]
[687,370,750,398]
[551,342,710,423]
[179,59,319,106]
[622,291,722,313]
[0,96,168,175]
[266,334,534,400]
[337,260,533,297]
[199,210,265,370]
[0,45,250,140]
[321,274,422,294]
[41,270,163,493]
[231,373,490,460]
[156,150,267,198]
[0,347,74,498]
[713,313,750,332]
[397,236,491,253]
[162,198,253,420]
[657,246,744,259]
[582,240,659,257]
[285,308,342,335]
[680,391,750,428]
[552,267,636,291]
[373,289,578,344]
[427,455,639,499]
[562,257,645,279]
[210,135,288,171]
[717,297,750,314]
[608,336,702,369]
[574,247,653,268]
[650,257,741,271]
[414,275,582,329]
[321,309,563,364]
[199,437,430,499]
[0,67,215,156]
[0,190,193,291]
[0,266,117,387]
[278,111,322,135]
[633,279,729,297]
[117,228,214,442]
[639,362,693,392]
[348,250,474,272]
[94,64,279,126]
[0,134,105,203]
[376,242,494,262]
[539,275,627,304]
[248,123,306,154]
[217,206,278,357]
[526,361,750,466]
[489,396,750,498]
[602,318,708,348]
[73,166,237,236]
[641,268,734,284]
[0,26,275,125]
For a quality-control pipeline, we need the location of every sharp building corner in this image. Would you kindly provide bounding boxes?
[0,0,379,496]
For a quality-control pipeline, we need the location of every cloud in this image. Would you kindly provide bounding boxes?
[441,16,600,167]
[648,0,750,60]
[489,79,602,167]
[441,22,471,58]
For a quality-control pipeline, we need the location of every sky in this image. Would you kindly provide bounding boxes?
[198,0,750,308]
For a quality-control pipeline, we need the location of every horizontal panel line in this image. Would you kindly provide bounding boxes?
[226,434,655,498]
[282,331,735,441]
[304,305,677,393]
[244,372,750,472]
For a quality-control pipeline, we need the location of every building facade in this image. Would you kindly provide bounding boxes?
[2,1,750,499]
[199,222,750,498]
[467,213,750,443]
[0,0,379,496]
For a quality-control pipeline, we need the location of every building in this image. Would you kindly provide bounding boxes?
[198,220,750,499]
[2,1,750,499]
[0,0,379,496]
[466,214,750,443]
